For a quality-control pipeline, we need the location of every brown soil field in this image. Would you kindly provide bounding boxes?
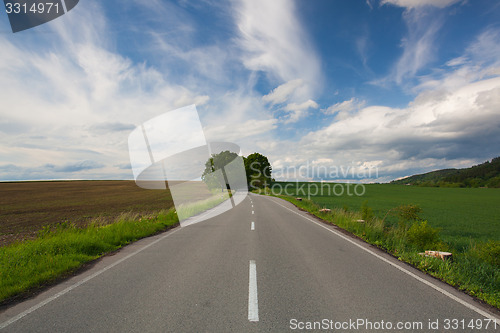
[0,180,174,246]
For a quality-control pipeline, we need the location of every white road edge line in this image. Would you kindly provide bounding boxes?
[248,260,259,322]
[268,197,500,321]
[0,227,184,330]
[251,222,255,231]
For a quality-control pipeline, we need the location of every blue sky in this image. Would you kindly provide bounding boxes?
[1,0,500,182]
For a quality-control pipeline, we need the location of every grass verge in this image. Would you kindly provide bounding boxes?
[255,189,500,310]
[176,191,231,219]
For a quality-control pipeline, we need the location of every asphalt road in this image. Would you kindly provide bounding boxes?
[1,194,499,332]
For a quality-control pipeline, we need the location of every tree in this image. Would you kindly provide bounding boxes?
[202,150,238,192]
[243,152,272,189]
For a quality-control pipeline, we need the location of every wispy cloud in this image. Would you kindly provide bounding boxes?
[322,98,366,119]
[282,100,319,124]
[233,0,325,131]
[379,0,464,86]
[446,56,468,67]
[89,122,136,134]
[234,0,322,94]
[46,160,105,173]
[394,10,443,84]
[262,79,304,105]
[380,0,462,9]
[0,160,107,181]
[203,118,277,143]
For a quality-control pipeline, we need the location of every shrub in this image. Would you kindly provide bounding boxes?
[470,240,500,266]
[395,204,422,222]
[361,201,374,221]
[406,220,441,250]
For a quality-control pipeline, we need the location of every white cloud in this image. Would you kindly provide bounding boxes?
[285,100,319,112]
[282,99,319,124]
[234,0,321,93]
[467,29,500,66]
[446,56,468,67]
[322,98,366,119]
[262,79,319,125]
[415,28,500,93]
[378,0,466,86]
[390,9,443,84]
[262,79,304,105]
[203,118,277,143]
[381,0,462,9]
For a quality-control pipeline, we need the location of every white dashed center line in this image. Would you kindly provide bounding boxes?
[251,222,255,230]
[248,260,259,322]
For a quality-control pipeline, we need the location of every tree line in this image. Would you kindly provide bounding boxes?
[391,157,500,188]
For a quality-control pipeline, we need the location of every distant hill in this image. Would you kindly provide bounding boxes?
[391,157,500,188]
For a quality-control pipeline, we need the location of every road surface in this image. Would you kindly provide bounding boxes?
[1,194,499,332]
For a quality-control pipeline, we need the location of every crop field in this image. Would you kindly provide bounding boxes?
[0,180,175,246]
[270,182,500,248]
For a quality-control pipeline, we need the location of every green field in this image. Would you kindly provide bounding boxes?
[270,182,500,248]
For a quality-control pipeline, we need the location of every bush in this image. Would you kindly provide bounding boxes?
[361,201,374,221]
[486,176,500,188]
[406,220,441,250]
[470,240,500,266]
[395,204,422,222]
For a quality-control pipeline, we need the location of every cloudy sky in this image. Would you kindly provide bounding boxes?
[1,0,499,182]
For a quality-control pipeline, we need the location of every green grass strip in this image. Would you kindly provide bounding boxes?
[176,191,230,218]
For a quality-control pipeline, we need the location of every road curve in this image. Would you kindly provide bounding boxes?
[1,194,498,332]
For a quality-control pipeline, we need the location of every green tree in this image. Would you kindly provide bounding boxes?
[202,150,238,191]
[243,152,272,189]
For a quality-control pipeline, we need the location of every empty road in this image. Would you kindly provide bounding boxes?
[1,194,499,332]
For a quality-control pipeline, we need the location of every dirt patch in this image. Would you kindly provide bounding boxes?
[0,180,174,246]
